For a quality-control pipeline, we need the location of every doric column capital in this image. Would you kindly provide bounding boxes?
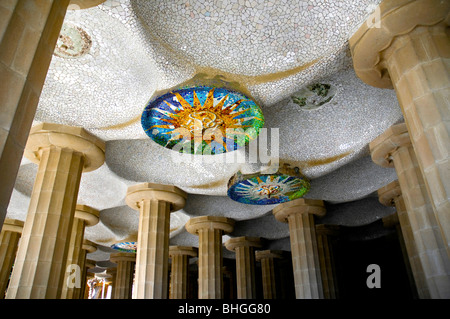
[110,252,136,263]
[68,0,106,10]
[349,0,450,88]
[185,216,235,235]
[255,250,284,261]
[369,123,411,168]
[1,219,24,233]
[169,246,198,258]
[273,198,326,223]
[125,183,187,211]
[24,123,105,172]
[225,236,262,252]
[378,180,402,207]
[82,239,97,253]
[75,204,99,226]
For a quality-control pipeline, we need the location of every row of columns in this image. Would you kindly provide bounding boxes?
[1,122,447,299]
[0,120,337,299]
[0,0,448,300]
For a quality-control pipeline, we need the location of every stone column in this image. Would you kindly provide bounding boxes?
[371,124,450,298]
[126,183,187,299]
[169,246,197,299]
[81,259,96,299]
[315,224,339,299]
[382,211,419,299]
[0,219,24,297]
[0,0,107,232]
[255,250,283,299]
[0,0,69,227]
[60,205,99,299]
[273,198,326,299]
[379,180,429,299]
[185,216,235,299]
[225,236,262,299]
[350,0,450,251]
[110,252,135,299]
[6,123,105,299]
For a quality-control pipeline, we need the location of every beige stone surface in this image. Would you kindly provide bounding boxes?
[379,182,430,298]
[126,182,187,212]
[273,199,325,299]
[0,0,69,234]
[0,219,23,297]
[24,123,105,173]
[316,224,339,299]
[6,146,84,299]
[169,246,197,299]
[60,205,99,299]
[68,0,106,10]
[373,125,450,298]
[186,216,235,299]
[225,236,262,299]
[126,183,186,299]
[255,250,283,299]
[110,252,135,299]
[5,123,104,299]
[352,0,450,257]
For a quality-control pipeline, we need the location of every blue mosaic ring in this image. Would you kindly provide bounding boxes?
[227,165,310,205]
[141,86,264,155]
[111,241,137,253]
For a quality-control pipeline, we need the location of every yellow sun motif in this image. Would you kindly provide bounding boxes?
[142,86,264,154]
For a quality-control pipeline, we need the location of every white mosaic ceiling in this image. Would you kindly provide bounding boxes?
[7,0,401,262]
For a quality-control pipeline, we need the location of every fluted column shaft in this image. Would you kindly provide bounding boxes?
[350,0,450,253]
[0,0,70,226]
[393,195,429,299]
[7,147,83,299]
[289,213,322,299]
[273,199,325,299]
[126,183,187,299]
[137,199,170,299]
[0,219,23,297]
[255,250,283,299]
[60,205,99,299]
[379,181,430,299]
[199,228,223,299]
[186,216,234,299]
[316,225,338,299]
[5,123,105,299]
[169,246,197,299]
[383,25,450,252]
[372,124,450,298]
[225,237,261,299]
[390,138,449,298]
[110,253,135,299]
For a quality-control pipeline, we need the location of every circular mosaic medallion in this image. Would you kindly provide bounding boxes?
[227,164,310,205]
[54,23,92,59]
[141,86,264,154]
[111,241,137,253]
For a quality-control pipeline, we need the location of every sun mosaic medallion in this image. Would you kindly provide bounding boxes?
[111,242,137,253]
[227,164,310,205]
[141,86,264,154]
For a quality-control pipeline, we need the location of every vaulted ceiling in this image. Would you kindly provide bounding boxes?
[7,0,401,263]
